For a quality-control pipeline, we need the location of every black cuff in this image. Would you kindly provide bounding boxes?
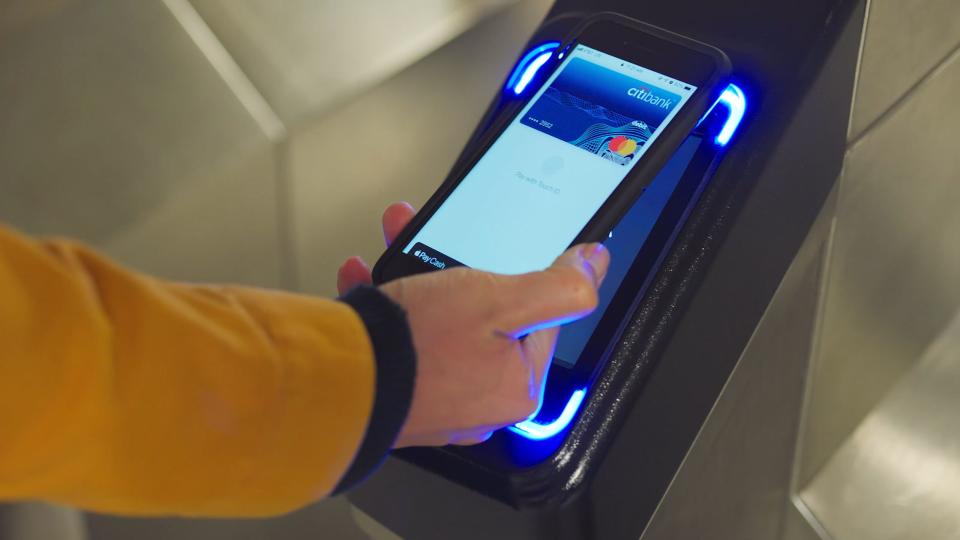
[334,285,416,494]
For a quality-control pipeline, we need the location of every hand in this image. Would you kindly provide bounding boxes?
[338,203,609,447]
[337,202,417,294]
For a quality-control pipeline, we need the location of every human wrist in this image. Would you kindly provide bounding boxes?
[334,285,416,492]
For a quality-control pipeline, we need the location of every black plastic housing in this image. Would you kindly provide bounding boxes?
[387,109,734,509]
[350,1,863,538]
[371,13,730,285]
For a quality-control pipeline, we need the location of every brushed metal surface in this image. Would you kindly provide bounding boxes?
[0,503,87,540]
[0,1,547,538]
[849,0,960,139]
[0,0,283,287]
[799,45,960,486]
[0,0,78,36]
[799,309,960,540]
[640,183,836,540]
[780,500,826,540]
[289,0,552,296]
[86,498,368,540]
[188,0,515,124]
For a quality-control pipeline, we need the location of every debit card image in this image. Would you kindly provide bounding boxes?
[520,57,683,166]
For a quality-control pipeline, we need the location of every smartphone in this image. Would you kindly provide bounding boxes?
[373,14,730,284]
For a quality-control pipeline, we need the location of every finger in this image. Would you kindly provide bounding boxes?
[382,202,416,247]
[450,430,494,446]
[337,256,372,295]
[496,243,610,337]
[519,325,559,399]
[448,424,500,446]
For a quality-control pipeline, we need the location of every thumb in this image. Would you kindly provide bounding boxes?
[496,243,610,337]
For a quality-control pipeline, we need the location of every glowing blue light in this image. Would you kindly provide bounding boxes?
[700,83,747,147]
[514,53,553,95]
[508,388,587,440]
[505,42,560,96]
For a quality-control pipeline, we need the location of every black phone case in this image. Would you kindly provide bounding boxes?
[372,12,731,284]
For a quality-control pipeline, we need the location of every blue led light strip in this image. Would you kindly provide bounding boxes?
[506,43,747,146]
[508,388,587,440]
[700,84,747,146]
[505,42,560,96]
[502,46,746,441]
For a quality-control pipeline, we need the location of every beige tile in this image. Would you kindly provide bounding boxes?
[189,0,515,125]
[850,0,960,139]
[800,47,960,485]
[0,0,283,287]
[288,0,551,296]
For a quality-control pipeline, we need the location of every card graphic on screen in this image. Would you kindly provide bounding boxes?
[398,45,696,276]
[521,58,683,166]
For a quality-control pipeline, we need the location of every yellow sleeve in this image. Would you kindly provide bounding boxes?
[0,224,375,517]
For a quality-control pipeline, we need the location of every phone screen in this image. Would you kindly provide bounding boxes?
[552,134,703,368]
[402,44,697,274]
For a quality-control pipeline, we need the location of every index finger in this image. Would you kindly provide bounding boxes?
[495,244,609,338]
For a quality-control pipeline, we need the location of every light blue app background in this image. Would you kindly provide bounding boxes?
[403,45,696,275]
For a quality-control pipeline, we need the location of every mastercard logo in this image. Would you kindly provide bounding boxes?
[608,136,638,156]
